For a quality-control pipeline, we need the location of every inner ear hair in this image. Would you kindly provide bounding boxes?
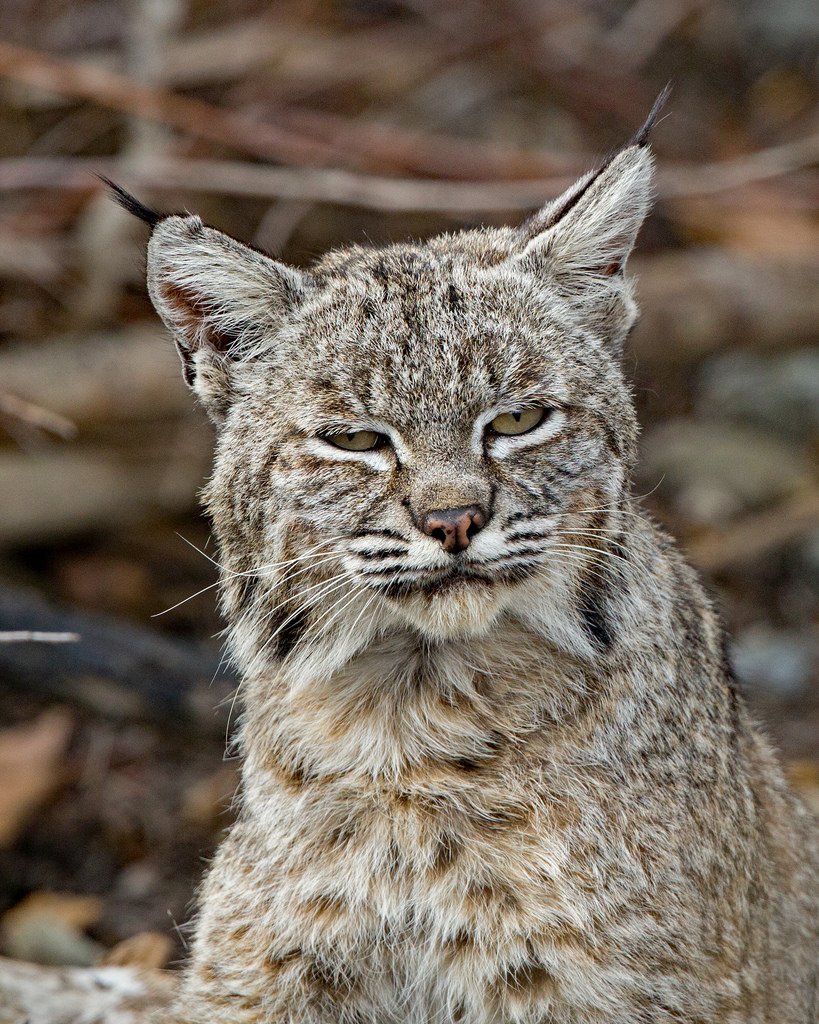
[155,277,243,359]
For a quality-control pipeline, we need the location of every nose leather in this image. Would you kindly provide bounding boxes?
[422,505,486,553]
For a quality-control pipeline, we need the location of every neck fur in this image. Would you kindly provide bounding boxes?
[238,611,608,791]
[227,510,653,791]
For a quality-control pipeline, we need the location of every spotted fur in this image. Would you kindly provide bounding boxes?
[131,128,816,1022]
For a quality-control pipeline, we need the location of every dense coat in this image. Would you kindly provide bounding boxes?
[131,120,817,1023]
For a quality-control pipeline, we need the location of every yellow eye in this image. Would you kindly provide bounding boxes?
[326,430,383,452]
[489,407,549,436]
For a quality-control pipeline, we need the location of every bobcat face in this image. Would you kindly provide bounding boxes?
[216,251,634,642]
[136,141,650,652]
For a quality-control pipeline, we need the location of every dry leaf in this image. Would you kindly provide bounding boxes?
[787,759,819,815]
[100,930,174,970]
[1,891,103,966]
[0,709,73,846]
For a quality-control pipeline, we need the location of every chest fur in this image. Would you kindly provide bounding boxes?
[241,761,638,1022]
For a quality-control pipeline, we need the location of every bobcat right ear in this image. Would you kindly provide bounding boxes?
[510,88,668,353]
[105,183,308,420]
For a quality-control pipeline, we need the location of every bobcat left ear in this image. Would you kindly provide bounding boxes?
[518,144,654,281]
[513,89,668,349]
[103,180,309,421]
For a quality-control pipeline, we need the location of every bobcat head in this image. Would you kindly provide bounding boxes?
[113,98,662,667]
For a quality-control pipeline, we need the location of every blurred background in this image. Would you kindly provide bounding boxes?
[0,0,816,974]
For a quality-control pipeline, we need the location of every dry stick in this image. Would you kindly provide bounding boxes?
[0,631,80,643]
[0,38,587,182]
[0,156,572,211]
[264,3,612,182]
[69,0,184,327]
[269,106,583,181]
[686,489,819,575]
[0,146,816,214]
[2,42,816,193]
[0,40,338,169]
[0,390,77,439]
[661,133,819,198]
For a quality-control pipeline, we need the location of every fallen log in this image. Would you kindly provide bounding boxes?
[630,250,819,365]
[0,583,234,734]
[0,326,192,426]
[0,441,212,547]
[685,487,819,575]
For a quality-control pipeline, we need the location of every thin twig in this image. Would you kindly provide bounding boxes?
[0,631,80,643]
[661,134,819,197]
[686,489,819,574]
[0,156,574,211]
[0,391,77,439]
[0,147,814,214]
[0,40,338,169]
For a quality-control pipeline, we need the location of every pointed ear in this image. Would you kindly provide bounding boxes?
[146,215,308,419]
[521,144,654,281]
[514,144,654,350]
[511,85,670,351]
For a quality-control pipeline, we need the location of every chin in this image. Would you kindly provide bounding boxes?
[386,575,506,640]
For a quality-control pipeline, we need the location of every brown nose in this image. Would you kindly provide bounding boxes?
[422,505,487,553]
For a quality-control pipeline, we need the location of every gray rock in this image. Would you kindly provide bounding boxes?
[638,419,811,524]
[730,624,817,700]
[697,349,819,440]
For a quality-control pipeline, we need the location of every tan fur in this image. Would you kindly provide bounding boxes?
[137,131,816,1023]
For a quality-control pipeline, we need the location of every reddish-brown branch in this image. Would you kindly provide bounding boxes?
[0,40,339,169]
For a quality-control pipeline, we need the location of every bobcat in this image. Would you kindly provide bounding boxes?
[113,97,816,1023]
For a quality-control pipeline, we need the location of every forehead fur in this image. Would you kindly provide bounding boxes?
[140,139,653,439]
[244,228,626,436]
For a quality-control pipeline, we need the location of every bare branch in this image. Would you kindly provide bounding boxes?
[0,631,80,643]
[0,40,337,168]
[0,391,77,440]
[0,146,815,215]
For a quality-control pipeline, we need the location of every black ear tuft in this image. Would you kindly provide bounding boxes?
[631,83,672,148]
[99,176,163,228]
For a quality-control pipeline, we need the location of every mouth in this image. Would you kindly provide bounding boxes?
[367,559,534,600]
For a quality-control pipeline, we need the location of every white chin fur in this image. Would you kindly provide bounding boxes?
[387,579,505,640]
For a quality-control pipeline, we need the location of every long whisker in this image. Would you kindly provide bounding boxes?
[251,562,352,632]
[279,581,374,674]
[229,573,360,735]
[249,540,340,579]
[566,504,649,522]
[547,543,634,582]
[549,537,633,567]
[175,531,224,570]
[262,550,344,595]
[346,588,380,642]
[247,572,358,671]
[153,539,338,617]
[541,549,626,590]
[299,585,368,651]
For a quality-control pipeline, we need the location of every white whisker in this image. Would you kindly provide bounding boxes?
[153,538,338,617]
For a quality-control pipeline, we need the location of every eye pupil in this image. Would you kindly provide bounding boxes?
[488,406,551,437]
[325,429,384,452]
